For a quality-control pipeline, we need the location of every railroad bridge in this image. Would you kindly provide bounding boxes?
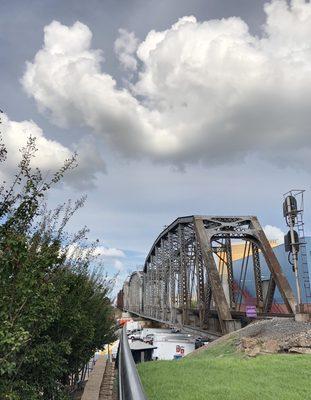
[118,215,297,335]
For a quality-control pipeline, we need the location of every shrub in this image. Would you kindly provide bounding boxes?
[0,125,115,399]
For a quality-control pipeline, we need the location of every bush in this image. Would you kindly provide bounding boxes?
[0,127,116,399]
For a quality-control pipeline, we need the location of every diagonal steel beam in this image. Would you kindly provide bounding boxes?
[251,217,296,313]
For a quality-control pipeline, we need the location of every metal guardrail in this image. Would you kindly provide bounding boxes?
[117,326,147,400]
[68,355,97,394]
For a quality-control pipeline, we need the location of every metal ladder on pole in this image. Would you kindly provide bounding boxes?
[296,211,311,305]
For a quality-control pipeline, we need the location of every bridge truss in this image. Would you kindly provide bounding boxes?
[122,216,296,334]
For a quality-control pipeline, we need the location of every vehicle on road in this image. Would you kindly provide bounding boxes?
[128,329,143,341]
[144,334,155,344]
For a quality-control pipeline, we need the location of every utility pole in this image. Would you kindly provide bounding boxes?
[283,190,304,313]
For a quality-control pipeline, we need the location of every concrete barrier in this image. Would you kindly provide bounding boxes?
[81,356,106,400]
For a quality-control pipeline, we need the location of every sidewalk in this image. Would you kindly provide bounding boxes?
[81,356,107,400]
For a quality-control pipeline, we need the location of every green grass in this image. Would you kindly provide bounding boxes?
[137,339,311,400]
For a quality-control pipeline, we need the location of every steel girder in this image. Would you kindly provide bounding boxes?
[134,216,296,334]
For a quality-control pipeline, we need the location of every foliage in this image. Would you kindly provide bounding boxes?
[0,123,116,399]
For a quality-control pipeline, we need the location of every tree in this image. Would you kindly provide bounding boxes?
[0,122,116,399]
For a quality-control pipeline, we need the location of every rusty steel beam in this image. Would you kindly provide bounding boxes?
[194,218,233,333]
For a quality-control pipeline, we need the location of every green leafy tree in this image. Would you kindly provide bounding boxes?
[0,122,116,399]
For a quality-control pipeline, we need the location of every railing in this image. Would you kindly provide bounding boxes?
[117,326,147,400]
[68,356,97,395]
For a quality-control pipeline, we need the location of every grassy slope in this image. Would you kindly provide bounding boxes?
[137,339,311,400]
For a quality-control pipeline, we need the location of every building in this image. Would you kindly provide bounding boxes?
[231,238,311,310]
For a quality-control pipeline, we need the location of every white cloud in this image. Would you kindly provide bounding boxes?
[264,224,285,244]
[0,113,72,176]
[114,28,139,71]
[66,243,125,260]
[0,113,105,188]
[21,1,311,170]
[96,246,125,258]
[114,259,124,271]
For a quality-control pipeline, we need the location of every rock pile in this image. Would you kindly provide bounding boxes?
[238,317,311,356]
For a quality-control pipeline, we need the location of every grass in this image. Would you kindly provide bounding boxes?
[137,338,311,400]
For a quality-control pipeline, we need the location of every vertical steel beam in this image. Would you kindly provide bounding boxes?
[158,241,164,320]
[162,238,170,322]
[145,265,150,317]
[195,241,205,327]
[195,240,211,328]
[151,255,156,318]
[225,238,236,310]
[178,224,189,325]
[252,243,264,311]
[168,232,176,323]
[154,247,161,319]
[204,279,212,328]
[263,275,276,313]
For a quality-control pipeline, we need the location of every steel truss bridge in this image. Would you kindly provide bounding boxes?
[118,216,296,334]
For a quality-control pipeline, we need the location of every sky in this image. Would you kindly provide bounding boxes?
[1,0,311,294]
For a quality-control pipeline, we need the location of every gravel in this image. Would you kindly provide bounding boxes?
[236,317,311,341]
[191,317,311,355]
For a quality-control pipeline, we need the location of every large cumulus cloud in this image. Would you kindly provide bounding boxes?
[22,0,311,169]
